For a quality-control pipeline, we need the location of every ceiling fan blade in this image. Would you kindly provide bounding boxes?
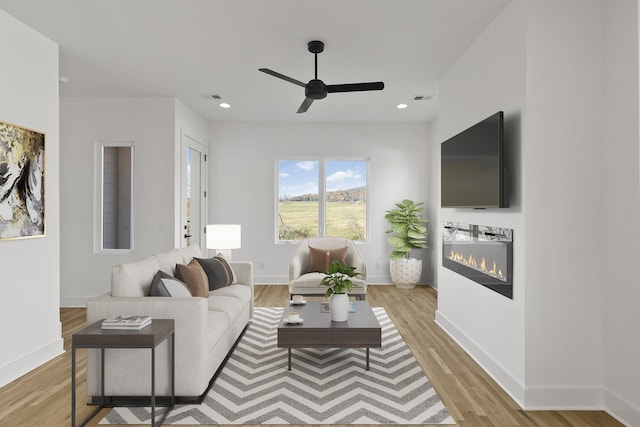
[327,82,385,93]
[297,98,314,114]
[259,68,306,87]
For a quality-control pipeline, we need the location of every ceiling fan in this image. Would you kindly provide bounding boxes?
[259,40,385,114]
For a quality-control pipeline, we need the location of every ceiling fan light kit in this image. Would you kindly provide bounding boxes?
[259,40,384,114]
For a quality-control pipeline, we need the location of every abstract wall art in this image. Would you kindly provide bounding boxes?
[0,121,45,240]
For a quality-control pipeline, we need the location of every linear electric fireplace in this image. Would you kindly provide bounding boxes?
[442,222,513,299]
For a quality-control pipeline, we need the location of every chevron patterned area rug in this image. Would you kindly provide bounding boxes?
[100,307,454,425]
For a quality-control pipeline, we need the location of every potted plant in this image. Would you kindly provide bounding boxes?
[385,199,428,289]
[320,261,362,322]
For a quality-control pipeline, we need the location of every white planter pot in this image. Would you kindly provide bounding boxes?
[390,258,422,289]
[330,293,350,322]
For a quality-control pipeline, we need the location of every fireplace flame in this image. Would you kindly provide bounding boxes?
[448,250,506,282]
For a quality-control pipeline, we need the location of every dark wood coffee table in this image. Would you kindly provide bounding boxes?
[277,300,381,370]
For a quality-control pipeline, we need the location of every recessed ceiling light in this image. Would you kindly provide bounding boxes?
[219,102,231,109]
[397,103,408,109]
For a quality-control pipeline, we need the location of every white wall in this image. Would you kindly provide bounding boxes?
[602,1,640,425]
[435,1,640,422]
[59,97,208,305]
[207,122,431,284]
[523,0,605,409]
[434,0,527,404]
[426,117,440,288]
[0,10,63,387]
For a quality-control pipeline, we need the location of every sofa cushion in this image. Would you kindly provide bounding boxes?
[149,271,192,297]
[211,283,252,304]
[207,294,245,325]
[180,244,203,264]
[206,310,230,352]
[308,246,348,273]
[195,256,236,290]
[112,256,160,297]
[175,260,209,297]
[155,249,184,275]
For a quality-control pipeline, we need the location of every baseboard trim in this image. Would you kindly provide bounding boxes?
[605,387,640,427]
[61,296,92,308]
[523,386,603,410]
[435,309,526,407]
[0,338,64,388]
[435,309,622,413]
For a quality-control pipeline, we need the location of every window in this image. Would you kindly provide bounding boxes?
[277,159,368,242]
[94,141,134,252]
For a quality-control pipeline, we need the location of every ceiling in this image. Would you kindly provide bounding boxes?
[0,0,509,123]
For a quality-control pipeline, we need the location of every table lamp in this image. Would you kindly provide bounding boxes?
[206,224,241,260]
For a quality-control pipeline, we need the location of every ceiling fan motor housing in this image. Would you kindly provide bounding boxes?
[305,79,328,99]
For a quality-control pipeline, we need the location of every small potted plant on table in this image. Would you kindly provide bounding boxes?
[321,261,362,322]
[385,199,428,289]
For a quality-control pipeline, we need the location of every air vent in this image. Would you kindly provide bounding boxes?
[209,94,222,100]
[414,95,433,101]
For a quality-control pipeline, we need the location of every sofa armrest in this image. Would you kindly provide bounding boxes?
[289,256,304,281]
[85,293,212,396]
[86,293,209,345]
[87,293,207,318]
[229,261,254,311]
[229,261,253,286]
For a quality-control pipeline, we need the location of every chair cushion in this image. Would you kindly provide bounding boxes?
[308,246,348,273]
[175,259,209,297]
[290,273,366,295]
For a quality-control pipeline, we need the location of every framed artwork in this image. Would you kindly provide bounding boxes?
[0,121,45,240]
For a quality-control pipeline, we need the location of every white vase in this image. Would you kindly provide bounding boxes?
[390,258,422,289]
[330,293,350,322]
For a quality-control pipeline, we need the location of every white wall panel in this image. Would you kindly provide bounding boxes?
[0,9,63,387]
[207,122,431,285]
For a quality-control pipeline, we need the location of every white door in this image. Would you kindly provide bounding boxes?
[181,134,207,251]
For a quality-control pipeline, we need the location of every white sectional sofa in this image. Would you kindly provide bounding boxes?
[85,245,253,401]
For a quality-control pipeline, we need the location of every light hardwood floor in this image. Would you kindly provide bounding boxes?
[0,285,622,427]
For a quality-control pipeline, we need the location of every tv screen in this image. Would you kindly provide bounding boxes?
[441,111,506,208]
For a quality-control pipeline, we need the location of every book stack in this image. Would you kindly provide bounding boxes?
[101,315,152,330]
[320,302,356,313]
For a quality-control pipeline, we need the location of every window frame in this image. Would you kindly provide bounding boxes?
[93,140,135,254]
[275,157,370,244]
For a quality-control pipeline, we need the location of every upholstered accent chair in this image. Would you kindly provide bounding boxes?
[289,237,367,300]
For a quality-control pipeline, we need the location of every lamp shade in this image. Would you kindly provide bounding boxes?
[206,224,241,250]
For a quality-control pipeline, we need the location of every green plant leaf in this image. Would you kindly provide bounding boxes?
[385,199,428,259]
[320,261,361,294]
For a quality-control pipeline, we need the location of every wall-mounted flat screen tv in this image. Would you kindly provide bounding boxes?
[441,111,507,208]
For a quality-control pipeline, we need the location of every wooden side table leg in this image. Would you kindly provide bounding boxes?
[71,347,76,427]
[101,348,105,406]
[151,346,156,427]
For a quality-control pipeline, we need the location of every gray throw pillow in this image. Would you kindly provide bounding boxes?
[194,256,237,291]
[149,270,192,297]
